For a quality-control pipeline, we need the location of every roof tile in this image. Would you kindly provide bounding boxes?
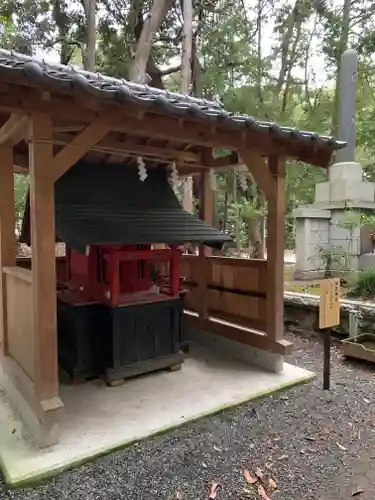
[0,49,346,153]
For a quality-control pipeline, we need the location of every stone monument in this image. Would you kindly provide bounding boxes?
[294,49,375,279]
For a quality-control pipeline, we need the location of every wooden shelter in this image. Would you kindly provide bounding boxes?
[0,49,345,447]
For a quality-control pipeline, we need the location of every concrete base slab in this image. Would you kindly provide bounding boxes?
[0,346,314,487]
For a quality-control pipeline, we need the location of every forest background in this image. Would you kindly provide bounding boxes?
[2,0,375,257]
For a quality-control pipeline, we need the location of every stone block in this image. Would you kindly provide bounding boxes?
[329,162,363,183]
[293,207,331,219]
[359,253,375,269]
[315,182,330,203]
[330,237,360,255]
[330,181,374,203]
[185,325,283,373]
[295,216,329,272]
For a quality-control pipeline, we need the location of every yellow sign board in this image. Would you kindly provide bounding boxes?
[319,278,340,329]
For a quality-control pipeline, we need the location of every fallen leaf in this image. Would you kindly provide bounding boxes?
[176,492,184,500]
[305,436,316,441]
[269,478,277,489]
[265,463,273,470]
[213,445,222,452]
[11,428,16,435]
[336,442,347,451]
[243,469,258,485]
[276,454,288,460]
[258,484,271,500]
[209,482,220,499]
[351,488,364,496]
[255,468,264,479]
[363,398,370,404]
[243,487,252,497]
[202,462,208,468]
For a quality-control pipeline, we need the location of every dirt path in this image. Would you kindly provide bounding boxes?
[1,331,375,500]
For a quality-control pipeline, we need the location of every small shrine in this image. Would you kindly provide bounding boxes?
[21,163,230,384]
[0,49,344,484]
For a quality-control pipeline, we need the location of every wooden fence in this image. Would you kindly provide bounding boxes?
[11,254,288,355]
[180,255,267,332]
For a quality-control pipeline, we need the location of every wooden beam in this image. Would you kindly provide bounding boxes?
[0,147,16,356]
[239,149,273,200]
[0,113,28,146]
[0,84,333,168]
[185,313,292,355]
[51,121,111,181]
[54,134,200,164]
[29,114,59,400]
[266,154,286,341]
[13,164,28,174]
[198,169,213,319]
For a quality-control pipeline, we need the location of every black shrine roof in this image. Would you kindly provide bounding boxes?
[20,164,231,252]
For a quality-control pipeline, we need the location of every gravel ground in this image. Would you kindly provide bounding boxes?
[1,330,375,500]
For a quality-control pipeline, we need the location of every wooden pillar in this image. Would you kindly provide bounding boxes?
[29,115,59,401]
[198,170,213,319]
[0,147,15,356]
[266,155,285,341]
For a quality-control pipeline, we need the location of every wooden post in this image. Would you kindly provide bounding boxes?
[198,170,213,319]
[266,155,285,341]
[319,278,340,390]
[29,115,59,401]
[0,147,16,356]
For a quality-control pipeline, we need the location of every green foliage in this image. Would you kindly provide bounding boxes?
[347,267,375,298]
[317,244,346,277]
[4,0,375,254]
[14,174,28,234]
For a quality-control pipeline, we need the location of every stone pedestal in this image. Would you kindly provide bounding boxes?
[294,162,375,279]
[294,208,330,280]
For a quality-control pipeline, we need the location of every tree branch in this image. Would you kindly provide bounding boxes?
[160,64,181,76]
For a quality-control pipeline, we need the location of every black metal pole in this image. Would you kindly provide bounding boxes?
[323,328,331,390]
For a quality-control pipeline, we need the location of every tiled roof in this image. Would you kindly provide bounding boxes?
[0,49,346,153]
[21,163,232,251]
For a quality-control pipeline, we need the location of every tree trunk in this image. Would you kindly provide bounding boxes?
[183,177,193,212]
[271,0,301,112]
[83,0,96,71]
[191,36,201,97]
[51,1,74,65]
[180,0,194,213]
[248,218,263,259]
[180,0,193,94]
[130,0,176,83]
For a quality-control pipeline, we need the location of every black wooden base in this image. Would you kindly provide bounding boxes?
[57,296,184,383]
[105,351,184,384]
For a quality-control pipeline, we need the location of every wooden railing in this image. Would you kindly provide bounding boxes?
[181,255,267,332]
[16,256,66,284]
[10,254,288,355]
[3,266,34,379]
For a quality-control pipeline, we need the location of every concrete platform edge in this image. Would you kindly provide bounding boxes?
[1,365,315,488]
